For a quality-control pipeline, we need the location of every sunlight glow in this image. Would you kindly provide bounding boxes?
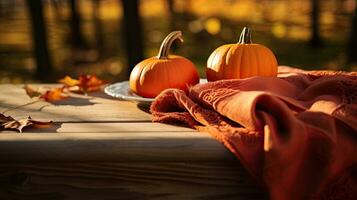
[204,18,221,35]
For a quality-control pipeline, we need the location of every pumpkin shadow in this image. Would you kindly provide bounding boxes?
[51,96,95,106]
[87,90,117,100]
[39,96,96,109]
[136,102,151,114]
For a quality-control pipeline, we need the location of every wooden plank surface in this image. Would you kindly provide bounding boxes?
[0,130,235,162]
[0,84,234,162]
[18,122,196,133]
[0,162,266,200]
[0,84,151,122]
[0,84,264,199]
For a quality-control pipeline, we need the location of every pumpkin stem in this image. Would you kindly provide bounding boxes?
[238,27,252,44]
[157,31,183,59]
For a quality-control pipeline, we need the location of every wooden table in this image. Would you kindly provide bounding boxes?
[0,84,265,200]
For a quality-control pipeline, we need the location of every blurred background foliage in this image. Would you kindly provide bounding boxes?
[0,0,356,83]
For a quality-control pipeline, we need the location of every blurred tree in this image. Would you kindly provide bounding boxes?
[166,0,180,51]
[70,0,86,49]
[93,0,104,58]
[183,0,193,22]
[310,0,323,47]
[26,0,53,80]
[347,3,357,67]
[121,0,144,76]
[167,0,176,31]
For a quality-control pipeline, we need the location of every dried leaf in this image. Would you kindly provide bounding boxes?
[40,87,69,101]
[0,114,52,133]
[58,74,106,94]
[78,75,105,93]
[59,76,80,87]
[0,114,14,123]
[23,85,69,102]
[23,85,42,98]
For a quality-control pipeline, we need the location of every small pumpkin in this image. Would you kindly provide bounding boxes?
[206,27,278,81]
[129,31,199,98]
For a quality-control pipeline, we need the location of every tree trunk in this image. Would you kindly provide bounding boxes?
[121,0,144,76]
[93,0,104,58]
[310,0,323,47]
[347,4,357,66]
[70,0,86,48]
[167,0,176,31]
[26,0,53,81]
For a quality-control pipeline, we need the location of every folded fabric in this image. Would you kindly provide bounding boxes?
[150,66,357,200]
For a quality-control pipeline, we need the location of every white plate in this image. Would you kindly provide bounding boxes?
[104,79,207,104]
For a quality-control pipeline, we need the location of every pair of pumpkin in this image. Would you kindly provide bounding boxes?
[129,27,278,98]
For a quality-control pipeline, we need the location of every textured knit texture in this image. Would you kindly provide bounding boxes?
[150,66,357,200]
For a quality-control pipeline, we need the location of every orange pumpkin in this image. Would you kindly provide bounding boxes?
[129,31,199,98]
[206,27,278,81]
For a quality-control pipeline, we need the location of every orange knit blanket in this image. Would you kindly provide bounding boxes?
[150,66,357,200]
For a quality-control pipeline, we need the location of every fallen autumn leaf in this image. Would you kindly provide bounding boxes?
[59,74,106,94]
[40,87,69,101]
[23,85,69,102]
[23,85,42,98]
[0,113,52,133]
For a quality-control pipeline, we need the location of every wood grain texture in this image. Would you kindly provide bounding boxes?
[0,162,266,200]
[0,84,265,198]
[24,122,196,133]
[0,131,235,163]
[0,84,151,122]
[0,84,235,163]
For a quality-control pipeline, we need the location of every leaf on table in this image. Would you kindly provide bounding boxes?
[40,87,69,101]
[59,74,106,94]
[23,85,42,98]
[0,114,15,123]
[0,114,52,133]
[78,74,106,93]
[58,75,80,87]
[23,85,69,102]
